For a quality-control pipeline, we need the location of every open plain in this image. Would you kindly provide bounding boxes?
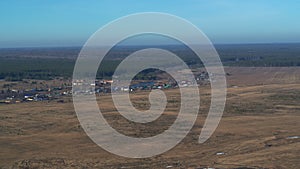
[0,67,299,169]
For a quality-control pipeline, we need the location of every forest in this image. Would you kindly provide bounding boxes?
[0,43,299,81]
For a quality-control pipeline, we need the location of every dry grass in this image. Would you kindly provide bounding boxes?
[0,67,299,169]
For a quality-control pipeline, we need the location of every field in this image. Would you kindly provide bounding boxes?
[0,67,299,169]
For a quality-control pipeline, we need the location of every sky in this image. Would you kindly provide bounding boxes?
[0,0,300,48]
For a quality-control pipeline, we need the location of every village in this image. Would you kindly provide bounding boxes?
[0,70,210,104]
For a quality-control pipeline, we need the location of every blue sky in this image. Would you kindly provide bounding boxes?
[0,0,299,47]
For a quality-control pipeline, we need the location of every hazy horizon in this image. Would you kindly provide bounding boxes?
[1,42,300,50]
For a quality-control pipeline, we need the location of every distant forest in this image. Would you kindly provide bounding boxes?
[0,43,300,81]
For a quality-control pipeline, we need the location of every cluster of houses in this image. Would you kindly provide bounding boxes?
[0,71,211,104]
[73,71,210,95]
[0,85,72,104]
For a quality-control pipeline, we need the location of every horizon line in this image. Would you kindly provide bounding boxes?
[1,42,300,49]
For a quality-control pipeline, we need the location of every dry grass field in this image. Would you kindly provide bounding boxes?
[0,67,299,169]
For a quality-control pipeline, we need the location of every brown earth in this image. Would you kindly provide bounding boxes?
[0,67,299,169]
